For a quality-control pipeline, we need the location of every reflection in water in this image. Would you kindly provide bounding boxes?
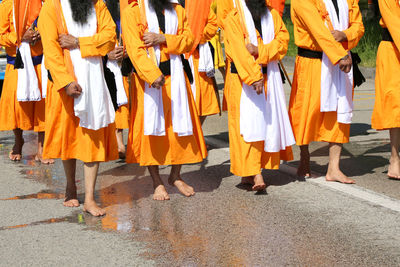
[1,191,64,200]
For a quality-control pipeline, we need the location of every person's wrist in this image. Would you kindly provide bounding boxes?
[75,37,79,48]
[340,55,349,61]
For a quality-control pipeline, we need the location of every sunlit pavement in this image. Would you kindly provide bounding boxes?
[1,60,399,266]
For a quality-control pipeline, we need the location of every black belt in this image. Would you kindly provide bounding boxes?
[120,55,193,84]
[230,62,268,74]
[158,56,193,84]
[297,47,323,59]
[382,28,393,42]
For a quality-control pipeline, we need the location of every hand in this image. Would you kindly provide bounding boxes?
[59,34,79,50]
[331,30,347,42]
[143,32,166,47]
[151,74,165,89]
[246,43,258,57]
[108,46,124,61]
[65,81,82,98]
[338,54,352,73]
[252,78,264,95]
[22,28,37,43]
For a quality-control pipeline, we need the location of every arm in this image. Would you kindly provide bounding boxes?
[79,1,117,58]
[257,9,289,65]
[343,0,364,50]
[122,5,162,85]
[379,0,400,49]
[0,0,17,48]
[38,1,75,91]
[164,5,194,55]
[217,0,233,29]
[200,9,218,44]
[292,0,347,64]
[224,10,263,86]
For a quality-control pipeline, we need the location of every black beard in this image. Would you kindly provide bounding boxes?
[149,0,173,14]
[106,0,120,23]
[69,0,93,24]
[245,0,267,21]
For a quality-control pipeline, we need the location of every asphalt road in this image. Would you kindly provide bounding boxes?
[0,60,399,266]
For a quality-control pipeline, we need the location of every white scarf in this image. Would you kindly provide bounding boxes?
[235,0,295,152]
[321,0,353,124]
[13,5,41,102]
[61,0,115,130]
[106,57,129,107]
[188,42,215,102]
[143,0,193,136]
[198,43,215,77]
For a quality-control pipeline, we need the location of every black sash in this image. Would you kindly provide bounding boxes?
[297,47,323,59]
[230,62,268,74]
[382,28,393,42]
[297,48,365,87]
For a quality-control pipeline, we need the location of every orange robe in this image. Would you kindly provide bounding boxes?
[289,0,364,145]
[224,7,293,177]
[38,0,118,163]
[0,0,45,132]
[122,2,207,166]
[191,9,220,117]
[269,0,285,17]
[371,0,400,130]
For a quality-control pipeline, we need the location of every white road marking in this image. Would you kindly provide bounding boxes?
[210,142,400,213]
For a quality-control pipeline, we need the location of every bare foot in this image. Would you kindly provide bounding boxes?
[63,198,80,207]
[297,157,311,178]
[35,154,55,165]
[252,174,266,192]
[326,169,355,184]
[153,185,170,201]
[9,151,22,161]
[168,177,195,197]
[388,158,400,180]
[9,138,24,161]
[118,151,126,160]
[83,201,106,217]
[241,176,254,185]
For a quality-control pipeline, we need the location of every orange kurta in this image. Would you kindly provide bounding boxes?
[371,0,400,130]
[224,7,293,177]
[269,0,285,16]
[115,76,130,129]
[122,2,207,166]
[0,0,45,132]
[191,9,220,117]
[289,0,364,145]
[38,0,118,163]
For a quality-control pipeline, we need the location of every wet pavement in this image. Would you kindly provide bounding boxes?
[1,63,400,266]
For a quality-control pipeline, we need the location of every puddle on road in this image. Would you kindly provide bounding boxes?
[0,133,349,266]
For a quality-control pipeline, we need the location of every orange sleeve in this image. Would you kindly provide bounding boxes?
[164,5,194,55]
[38,1,74,91]
[292,0,347,65]
[379,0,400,49]
[0,0,17,48]
[224,10,263,86]
[200,9,218,44]
[217,0,233,29]
[121,4,162,85]
[78,1,116,58]
[343,0,364,50]
[257,9,289,65]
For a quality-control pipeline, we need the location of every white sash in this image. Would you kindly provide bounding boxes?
[235,0,295,152]
[106,57,129,107]
[13,4,41,102]
[198,42,215,77]
[321,0,353,124]
[61,0,115,130]
[143,0,193,136]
